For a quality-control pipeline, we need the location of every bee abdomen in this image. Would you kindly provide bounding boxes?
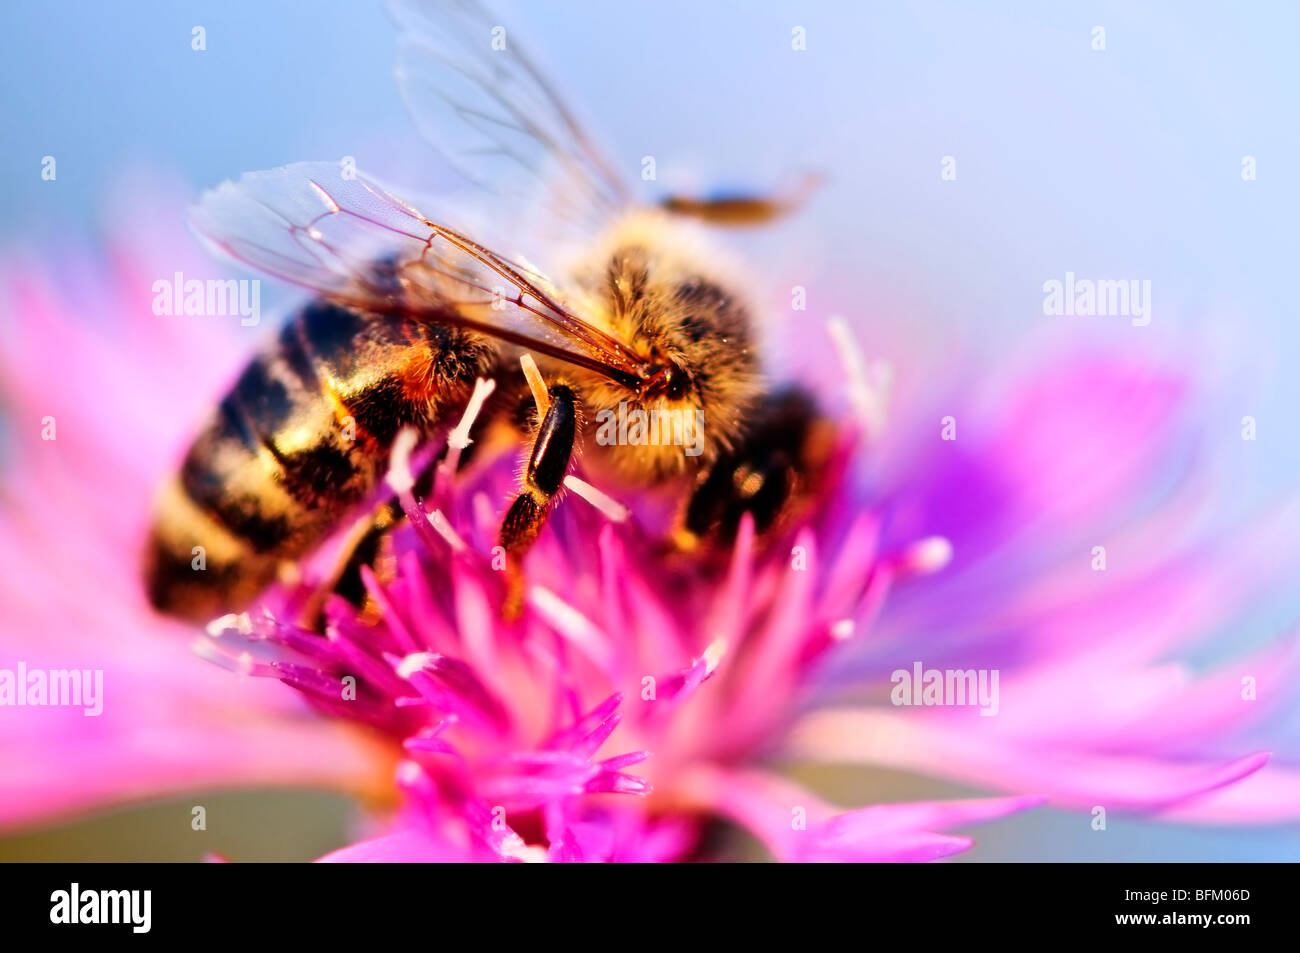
[143,476,281,620]
[178,322,369,556]
[146,300,495,621]
[149,345,364,620]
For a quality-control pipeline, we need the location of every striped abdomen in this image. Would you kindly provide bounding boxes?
[144,300,493,621]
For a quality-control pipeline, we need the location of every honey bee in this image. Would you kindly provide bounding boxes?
[144,0,833,622]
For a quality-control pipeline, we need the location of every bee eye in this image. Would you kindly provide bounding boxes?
[645,362,691,399]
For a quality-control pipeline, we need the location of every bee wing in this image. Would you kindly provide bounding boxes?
[190,161,645,388]
[387,0,630,234]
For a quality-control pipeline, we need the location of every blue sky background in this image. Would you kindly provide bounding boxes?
[1,1,1297,860]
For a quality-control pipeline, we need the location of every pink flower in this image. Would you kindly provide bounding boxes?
[0,176,1295,861]
[0,178,394,829]
[789,352,1300,824]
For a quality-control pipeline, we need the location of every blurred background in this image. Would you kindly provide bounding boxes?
[0,0,1297,860]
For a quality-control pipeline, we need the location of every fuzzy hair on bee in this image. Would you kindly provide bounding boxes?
[144,300,498,621]
[144,0,831,625]
[554,210,765,483]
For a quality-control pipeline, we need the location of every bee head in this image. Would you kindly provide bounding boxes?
[641,359,691,400]
[574,229,764,477]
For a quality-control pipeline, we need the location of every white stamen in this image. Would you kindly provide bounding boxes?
[827,316,892,440]
[386,426,420,496]
[700,637,727,675]
[396,760,424,785]
[830,618,855,641]
[447,377,496,451]
[396,651,436,679]
[427,508,467,552]
[520,353,550,415]
[528,587,614,673]
[563,475,629,523]
[205,611,252,637]
[500,834,550,864]
[192,639,255,676]
[902,535,953,574]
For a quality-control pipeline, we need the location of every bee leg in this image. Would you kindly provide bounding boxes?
[291,503,400,631]
[677,388,831,547]
[498,382,578,618]
[659,172,822,227]
[295,458,437,630]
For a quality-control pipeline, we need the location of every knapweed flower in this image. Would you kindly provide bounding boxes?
[196,383,1050,863]
[1,178,1297,861]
